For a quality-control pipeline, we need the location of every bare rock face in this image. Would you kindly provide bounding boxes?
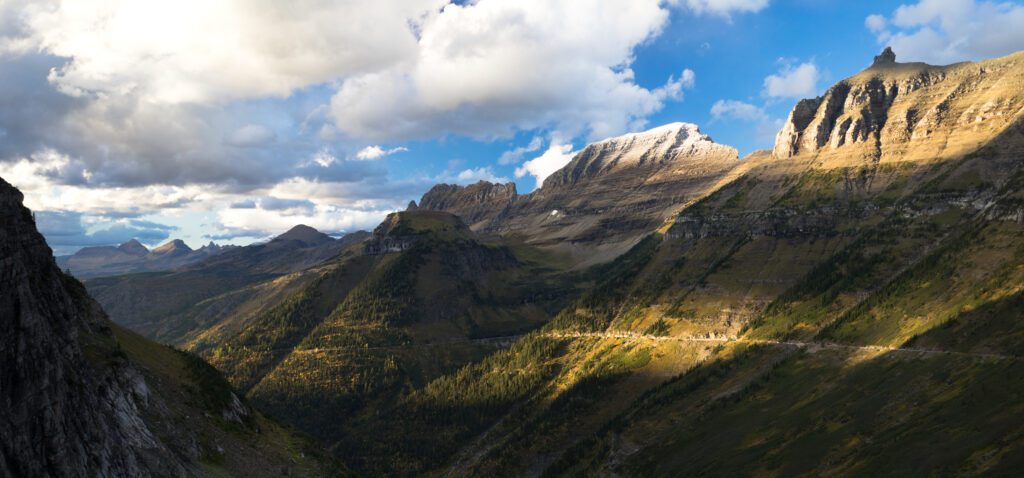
[873,46,896,66]
[418,181,518,228]
[1,176,338,478]
[0,176,189,477]
[417,123,740,265]
[772,49,1024,164]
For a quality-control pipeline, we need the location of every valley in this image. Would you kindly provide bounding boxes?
[4,46,1024,477]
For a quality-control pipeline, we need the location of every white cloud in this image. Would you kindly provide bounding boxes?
[710,99,768,122]
[9,0,443,104]
[515,143,577,187]
[355,145,409,160]
[498,136,544,165]
[307,149,337,168]
[0,0,774,252]
[867,0,1024,65]
[679,0,770,17]
[865,14,887,32]
[709,99,782,146]
[0,151,202,216]
[330,0,694,142]
[218,202,394,237]
[653,68,697,101]
[455,167,509,184]
[762,62,819,99]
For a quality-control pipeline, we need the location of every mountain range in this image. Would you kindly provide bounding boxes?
[55,238,237,279]
[5,48,1024,476]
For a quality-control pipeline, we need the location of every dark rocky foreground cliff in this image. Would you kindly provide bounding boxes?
[0,177,340,477]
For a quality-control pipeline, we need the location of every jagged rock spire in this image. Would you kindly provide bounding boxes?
[872,46,896,66]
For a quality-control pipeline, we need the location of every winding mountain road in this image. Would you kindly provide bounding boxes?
[540,331,1021,361]
[285,329,1020,362]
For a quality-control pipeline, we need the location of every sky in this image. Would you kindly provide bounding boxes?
[2,0,1024,255]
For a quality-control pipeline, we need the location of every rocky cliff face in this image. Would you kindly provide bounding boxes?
[417,123,741,266]
[1,176,189,477]
[0,176,338,477]
[773,48,1024,164]
[416,181,518,229]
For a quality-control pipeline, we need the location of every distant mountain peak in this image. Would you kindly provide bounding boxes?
[117,238,148,255]
[152,238,192,254]
[542,121,737,190]
[272,224,333,246]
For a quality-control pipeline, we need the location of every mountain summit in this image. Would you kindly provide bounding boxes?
[544,122,737,188]
[773,49,1024,162]
[271,224,334,246]
[416,122,740,266]
[151,238,192,255]
[872,46,896,66]
[117,238,149,255]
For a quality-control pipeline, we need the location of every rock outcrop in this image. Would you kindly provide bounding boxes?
[872,46,896,67]
[1,177,187,477]
[773,49,1024,164]
[417,181,518,229]
[362,210,470,255]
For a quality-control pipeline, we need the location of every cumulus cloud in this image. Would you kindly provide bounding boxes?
[204,227,273,241]
[455,167,509,184]
[0,0,770,253]
[763,61,820,99]
[866,0,1024,65]
[515,143,577,188]
[11,0,442,104]
[865,14,887,32]
[710,99,768,122]
[679,0,770,17]
[331,1,696,142]
[355,145,409,160]
[498,136,544,165]
[0,151,199,216]
[709,99,782,146]
[217,198,399,238]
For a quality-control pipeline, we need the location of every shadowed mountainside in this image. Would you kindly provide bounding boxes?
[0,176,341,477]
[85,227,371,344]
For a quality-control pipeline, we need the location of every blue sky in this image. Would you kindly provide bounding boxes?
[2,0,1023,254]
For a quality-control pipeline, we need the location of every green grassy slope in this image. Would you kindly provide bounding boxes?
[182,211,581,473]
[367,114,1024,476]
